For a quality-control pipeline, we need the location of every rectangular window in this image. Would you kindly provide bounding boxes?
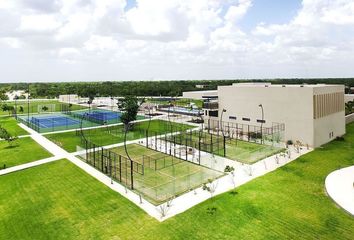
[242,117,250,121]
[229,116,236,120]
[257,119,266,123]
[209,110,218,117]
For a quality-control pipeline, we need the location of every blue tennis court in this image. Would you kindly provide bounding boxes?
[30,116,80,128]
[70,109,121,124]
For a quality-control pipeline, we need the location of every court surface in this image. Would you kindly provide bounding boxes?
[31,116,79,128]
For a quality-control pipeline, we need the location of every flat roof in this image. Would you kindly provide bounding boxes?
[230,83,343,88]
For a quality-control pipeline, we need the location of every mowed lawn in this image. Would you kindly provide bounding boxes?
[0,100,86,116]
[0,124,353,239]
[0,116,28,136]
[45,120,195,152]
[0,137,52,168]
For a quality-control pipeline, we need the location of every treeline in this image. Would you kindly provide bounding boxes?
[1,78,354,98]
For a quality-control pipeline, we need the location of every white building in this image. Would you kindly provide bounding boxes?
[59,94,79,103]
[182,90,218,100]
[345,94,354,103]
[198,83,345,148]
[5,90,28,100]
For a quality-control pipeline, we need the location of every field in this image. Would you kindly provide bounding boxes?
[0,100,86,116]
[108,144,223,204]
[46,119,195,152]
[0,137,52,168]
[0,124,353,239]
[0,116,28,136]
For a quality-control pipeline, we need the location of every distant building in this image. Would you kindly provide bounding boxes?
[59,94,79,103]
[203,83,345,148]
[5,90,28,100]
[182,90,218,100]
[345,94,354,103]
[195,84,209,89]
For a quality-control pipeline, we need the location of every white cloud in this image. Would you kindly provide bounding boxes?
[20,14,61,32]
[0,0,354,82]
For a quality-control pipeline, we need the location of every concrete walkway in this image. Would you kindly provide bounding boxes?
[325,166,354,216]
[0,156,62,176]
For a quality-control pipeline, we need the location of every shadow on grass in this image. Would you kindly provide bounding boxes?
[4,144,20,149]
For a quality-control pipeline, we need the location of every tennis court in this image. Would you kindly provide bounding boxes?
[18,113,99,133]
[69,109,122,124]
[30,116,79,128]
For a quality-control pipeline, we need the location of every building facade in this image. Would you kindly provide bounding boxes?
[203,83,345,148]
[182,90,218,100]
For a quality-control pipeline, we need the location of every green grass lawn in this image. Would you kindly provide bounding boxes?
[0,124,353,239]
[0,100,86,116]
[46,120,195,152]
[0,116,28,136]
[108,144,222,204]
[0,137,52,168]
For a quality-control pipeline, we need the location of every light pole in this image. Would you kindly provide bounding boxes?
[259,104,264,144]
[27,84,30,126]
[14,95,18,119]
[220,109,226,136]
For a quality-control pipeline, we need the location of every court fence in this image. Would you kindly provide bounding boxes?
[79,135,144,190]
[77,120,224,205]
[206,119,285,148]
[17,113,98,133]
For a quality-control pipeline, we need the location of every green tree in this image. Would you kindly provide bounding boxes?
[118,96,141,130]
[87,95,94,112]
[42,106,49,112]
[1,104,14,115]
[0,91,8,101]
[0,126,18,147]
[117,96,144,185]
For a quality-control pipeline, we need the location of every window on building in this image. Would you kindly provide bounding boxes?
[242,117,250,121]
[209,110,218,117]
[257,119,266,123]
[229,116,236,120]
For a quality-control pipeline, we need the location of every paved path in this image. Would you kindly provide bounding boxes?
[0,156,62,176]
[325,166,354,216]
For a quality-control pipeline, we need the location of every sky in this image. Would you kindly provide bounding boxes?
[0,0,354,83]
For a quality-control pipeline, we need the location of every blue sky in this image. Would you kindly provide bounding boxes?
[239,0,302,31]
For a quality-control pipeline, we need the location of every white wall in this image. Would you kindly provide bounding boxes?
[215,84,345,147]
[182,90,218,100]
